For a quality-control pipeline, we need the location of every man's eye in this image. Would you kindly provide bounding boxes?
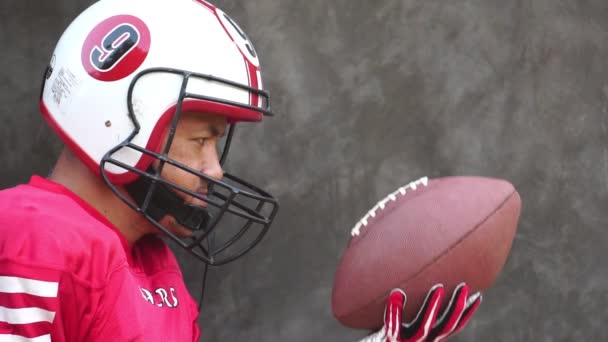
[197,138,207,145]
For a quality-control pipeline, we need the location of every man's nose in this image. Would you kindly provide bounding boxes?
[203,152,224,181]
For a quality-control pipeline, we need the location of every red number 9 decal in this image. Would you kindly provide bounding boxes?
[215,9,260,67]
[90,24,140,71]
[82,15,151,82]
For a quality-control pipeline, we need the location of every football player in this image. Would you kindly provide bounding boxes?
[0,0,480,341]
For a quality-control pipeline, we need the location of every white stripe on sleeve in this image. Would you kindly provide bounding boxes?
[0,306,56,324]
[0,334,51,342]
[0,276,58,298]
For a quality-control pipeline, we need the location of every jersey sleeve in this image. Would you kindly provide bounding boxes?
[0,259,62,341]
[0,259,108,342]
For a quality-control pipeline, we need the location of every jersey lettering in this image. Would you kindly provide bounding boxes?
[139,286,179,308]
[140,287,155,304]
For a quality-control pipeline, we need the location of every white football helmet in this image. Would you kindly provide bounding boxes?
[40,0,278,265]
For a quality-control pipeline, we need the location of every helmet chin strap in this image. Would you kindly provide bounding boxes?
[124,170,212,232]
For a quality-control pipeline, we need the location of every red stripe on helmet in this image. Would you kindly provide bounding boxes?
[191,0,215,11]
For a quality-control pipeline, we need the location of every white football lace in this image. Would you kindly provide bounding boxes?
[350,177,429,237]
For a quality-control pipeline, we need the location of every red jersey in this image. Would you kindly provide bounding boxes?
[0,176,200,341]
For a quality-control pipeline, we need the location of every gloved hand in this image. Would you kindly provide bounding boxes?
[358,283,482,342]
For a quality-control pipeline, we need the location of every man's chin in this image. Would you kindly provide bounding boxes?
[158,216,194,238]
[171,227,194,238]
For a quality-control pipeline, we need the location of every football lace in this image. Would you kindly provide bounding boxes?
[350,176,429,237]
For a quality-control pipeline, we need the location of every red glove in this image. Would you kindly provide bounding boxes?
[359,283,482,342]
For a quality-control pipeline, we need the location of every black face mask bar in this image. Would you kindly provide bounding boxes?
[99,67,279,266]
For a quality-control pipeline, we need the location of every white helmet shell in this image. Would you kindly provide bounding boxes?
[41,0,268,184]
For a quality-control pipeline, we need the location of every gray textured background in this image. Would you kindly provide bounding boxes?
[2,0,607,341]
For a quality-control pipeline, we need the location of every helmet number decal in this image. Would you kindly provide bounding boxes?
[222,14,257,59]
[81,15,151,82]
[216,9,260,67]
[90,24,140,72]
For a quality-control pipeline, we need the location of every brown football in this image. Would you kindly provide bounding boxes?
[331,176,521,330]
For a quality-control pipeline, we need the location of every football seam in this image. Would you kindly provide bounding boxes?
[341,186,518,322]
[349,178,438,244]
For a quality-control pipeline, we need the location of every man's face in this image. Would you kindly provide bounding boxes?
[156,111,227,237]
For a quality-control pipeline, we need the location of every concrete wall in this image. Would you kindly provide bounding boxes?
[2,0,607,340]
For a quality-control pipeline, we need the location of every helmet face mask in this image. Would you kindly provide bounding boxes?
[102,68,278,266]
[40,0,279,265]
